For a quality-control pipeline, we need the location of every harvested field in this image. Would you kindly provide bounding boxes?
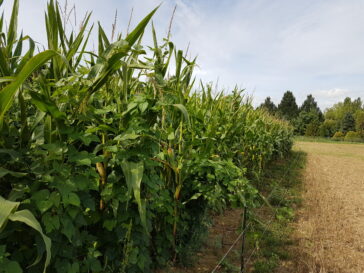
[292,141,364,273]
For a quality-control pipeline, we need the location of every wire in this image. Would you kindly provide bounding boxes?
[211,222,252,273]
[210,151,303,273]
[244,151,303,267]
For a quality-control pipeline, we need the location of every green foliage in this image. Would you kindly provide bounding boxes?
[278,91,298,121]
[300,94,322,117]
[249,151,306,273]
[332,131,345,141]
[259,97,277,115]
[325,97,362,121]
[311,96,364,139]
[0,50,57,128]
[0,1,293,272]
[344,131,362,142]
[318,119,338,137]
[0,196,51,273]
[253,254,279,273]
[291,95,363,140]
[294,110,321,135]
[290,94,323,136]
[304,121,320,136]
[355,110,364,134]
[0,244,23,273]
[220,259,240,273]
[341,112,356,133]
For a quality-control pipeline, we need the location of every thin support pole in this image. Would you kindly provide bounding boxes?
[240,206,248,273]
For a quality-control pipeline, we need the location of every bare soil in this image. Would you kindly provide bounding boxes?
[156,209,244,273]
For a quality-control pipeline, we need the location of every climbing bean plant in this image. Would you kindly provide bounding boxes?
[0,1,293,272]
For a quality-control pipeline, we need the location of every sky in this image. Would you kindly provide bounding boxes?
[2,0,364,110]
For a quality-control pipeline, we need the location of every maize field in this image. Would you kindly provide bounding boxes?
[0,1,293,272]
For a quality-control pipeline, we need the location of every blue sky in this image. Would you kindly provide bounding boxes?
[2,0,364,110]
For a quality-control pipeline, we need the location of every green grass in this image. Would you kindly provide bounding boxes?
[294,136,364,144]
[248,151,307,273]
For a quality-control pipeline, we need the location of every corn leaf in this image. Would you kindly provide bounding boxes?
[86,7,158,97]
[121,161,147,231]
[6,0,19,52]
[0,50,56,128]
[29,91,66,119]
[125,6,158,46]
[0,167,27,178]
[0,196,51,273]
[172,104,190,124]
[0,47,10,75]
[9,210,51,273]
[0,196,19,230]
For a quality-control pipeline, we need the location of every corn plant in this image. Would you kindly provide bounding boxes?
[0,1,293,272]
[0,196,51,273]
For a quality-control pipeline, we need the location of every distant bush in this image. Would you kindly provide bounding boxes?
[304,121,320,136]
[332,131,345,141]
[293,109,322,136]
[344,131,363,142]
[318,119,338,137]
[355,110,364,133]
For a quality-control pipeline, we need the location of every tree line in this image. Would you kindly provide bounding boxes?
[259,91,364,142]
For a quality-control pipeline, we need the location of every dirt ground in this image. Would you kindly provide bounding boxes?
[157,209,244,273]
[292,141,364,273]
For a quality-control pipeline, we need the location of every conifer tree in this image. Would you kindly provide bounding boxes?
[278,91,298,121]
[300,94,321,114]
[341,112,355,133]
[259,97,277,114]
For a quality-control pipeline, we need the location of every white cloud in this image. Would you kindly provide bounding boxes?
[312,88,354,110]
[315,88,350,98]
